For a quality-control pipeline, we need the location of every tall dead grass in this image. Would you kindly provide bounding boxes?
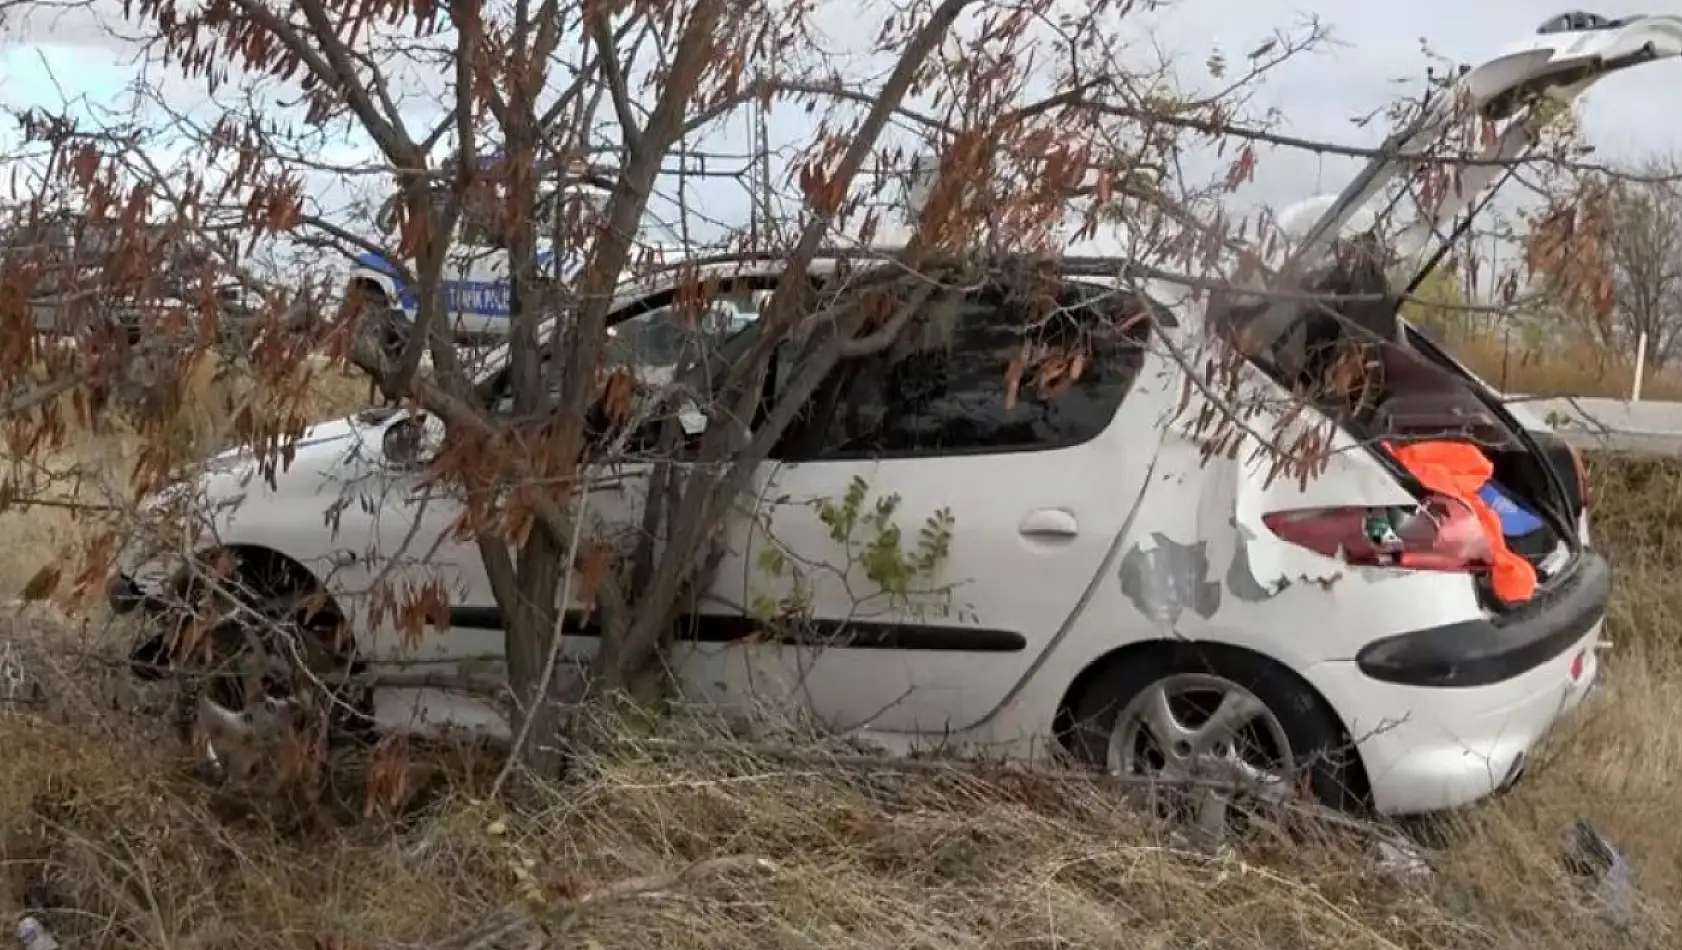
[0,450,1671,950]
[0,351,369,599]
[0,690,1668,950]
[1442,328,1682,401]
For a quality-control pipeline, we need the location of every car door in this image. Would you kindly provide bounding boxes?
[416,284,768,667]
[342,413,508,677]
[350,403,614,691]
[674,278,1163,734]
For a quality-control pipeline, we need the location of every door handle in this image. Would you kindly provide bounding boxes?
[1018,508,1078,538]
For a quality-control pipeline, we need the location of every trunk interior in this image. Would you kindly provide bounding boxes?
[1367,332,1579,579]
[1202,223,1586,586]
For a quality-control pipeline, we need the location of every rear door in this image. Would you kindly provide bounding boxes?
[675,278,1162,734]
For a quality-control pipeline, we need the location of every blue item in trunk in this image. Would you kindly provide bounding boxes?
[1478,481,1545,537]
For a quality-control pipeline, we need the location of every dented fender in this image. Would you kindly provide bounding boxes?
[1101,376,1488,667]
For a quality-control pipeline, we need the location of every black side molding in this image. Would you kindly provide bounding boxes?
[1355,551,1611,688]
[447,606,1027,653]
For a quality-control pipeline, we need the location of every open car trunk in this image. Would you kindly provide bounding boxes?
[1211,282,1580,584]
[1210,12,1682,584]
[1401,325,1589,522]
[1363,337,1577,576]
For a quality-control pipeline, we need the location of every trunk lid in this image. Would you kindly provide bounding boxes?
[1219,15,1682,562]
[1273,14,1682,313]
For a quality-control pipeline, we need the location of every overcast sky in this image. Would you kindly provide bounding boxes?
[5,0,1682,252]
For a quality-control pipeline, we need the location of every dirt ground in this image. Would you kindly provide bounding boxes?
[0,363,1675,950]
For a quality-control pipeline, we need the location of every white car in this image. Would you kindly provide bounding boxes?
[113,15,1679,815]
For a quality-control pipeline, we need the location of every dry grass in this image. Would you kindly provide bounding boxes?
[1439,328,1682,401]
[2,625,1677,950]
[0,352,370,600]
[0,388,1679,948]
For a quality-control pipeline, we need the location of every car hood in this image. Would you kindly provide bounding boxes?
[190,407,394,494]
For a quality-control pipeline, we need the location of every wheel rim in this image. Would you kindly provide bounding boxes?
[204,625,292,711]
[1106,673,1295,801]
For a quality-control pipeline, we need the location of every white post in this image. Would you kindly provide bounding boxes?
[1632,331,1648,403]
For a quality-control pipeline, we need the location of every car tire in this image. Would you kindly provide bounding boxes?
[164,573,371,754]
[1065,642,1368,813]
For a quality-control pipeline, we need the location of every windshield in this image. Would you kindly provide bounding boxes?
[605,291,762,368]
[455,186,580,248]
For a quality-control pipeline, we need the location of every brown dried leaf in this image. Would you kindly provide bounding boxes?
[364,734,411,818]
[20,564,60,602]
[70,146,100,187]
[598,368,638,428]
[573,543,615,621]
[1067,349,1087,383]
[1003,346,1027,410]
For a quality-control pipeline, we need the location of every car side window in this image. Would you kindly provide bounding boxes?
[484,289,764,416]
[782,281,1150,460]
[607,301,734,369]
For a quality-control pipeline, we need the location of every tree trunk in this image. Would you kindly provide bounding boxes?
[502,520,570,775]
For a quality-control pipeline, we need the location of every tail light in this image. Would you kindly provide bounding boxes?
[1262,494,1491,571]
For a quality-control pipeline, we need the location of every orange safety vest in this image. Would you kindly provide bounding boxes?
[1387,440,1538,605]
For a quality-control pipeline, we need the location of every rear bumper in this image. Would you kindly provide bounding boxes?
[1353,551,1610,687]
[1303,573,1605,816]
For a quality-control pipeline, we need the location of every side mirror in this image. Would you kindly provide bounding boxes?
[382,413,445,468]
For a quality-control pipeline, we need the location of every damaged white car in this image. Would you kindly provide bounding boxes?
[113,15,1679,815]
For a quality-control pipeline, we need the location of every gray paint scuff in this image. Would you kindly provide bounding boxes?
[1119,533,1222,624]
[1225,525,1294,602]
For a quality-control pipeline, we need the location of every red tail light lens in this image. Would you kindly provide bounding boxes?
[1262,494,1492,571]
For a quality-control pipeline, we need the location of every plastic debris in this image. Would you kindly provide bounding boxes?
[17,916,60,950]
[1561,818,1635,922]
[1373,839,1432,882]
[1363,509,1402,549]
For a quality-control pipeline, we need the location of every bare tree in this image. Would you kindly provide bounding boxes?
[1528,153,1682,371]
[4,0,1321,771]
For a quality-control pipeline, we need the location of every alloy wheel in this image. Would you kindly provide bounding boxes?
[1106,672,1296,804]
